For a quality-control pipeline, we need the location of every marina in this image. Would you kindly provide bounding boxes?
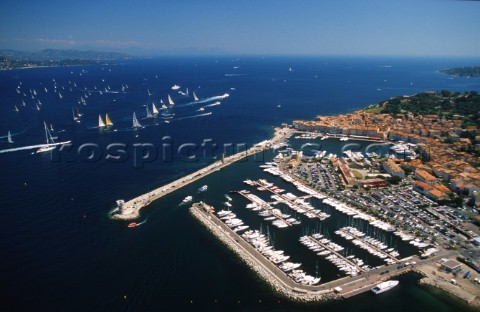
[190,202,456,302]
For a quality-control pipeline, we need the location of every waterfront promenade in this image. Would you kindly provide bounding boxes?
[111,128,292,220]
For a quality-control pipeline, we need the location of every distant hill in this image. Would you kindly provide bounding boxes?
[440,66,480,78]
[0,49,131,61]
[363,90,480,127]
[0,49,132,70]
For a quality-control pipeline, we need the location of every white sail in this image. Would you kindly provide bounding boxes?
[168,95,174,105]
[193,91,199,101]
[73,108,79,123]
[152,102,159,115]
[98,114,106,127]
[7,131,13,144]
[14,105,19,112]
[132,112,142,128]
[146,106,153,118]
[160,99,167,110]
[36,122,57,153]
[186,88,189,95]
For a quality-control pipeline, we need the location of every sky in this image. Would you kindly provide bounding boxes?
[1,0,479,56]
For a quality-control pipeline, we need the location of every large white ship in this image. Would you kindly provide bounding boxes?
[371,280,399,294]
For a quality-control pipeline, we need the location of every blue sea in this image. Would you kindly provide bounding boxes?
[0,56,479,312]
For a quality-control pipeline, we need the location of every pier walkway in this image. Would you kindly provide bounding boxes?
[250,180,330,221]
[336,227,400,264]
[111,128,292,220]
[234,190,294,227]
[307,236,365,273]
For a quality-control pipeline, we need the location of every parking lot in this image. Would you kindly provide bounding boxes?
[289,159,480,255]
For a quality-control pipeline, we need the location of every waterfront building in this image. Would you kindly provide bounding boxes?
[440,259,462,273]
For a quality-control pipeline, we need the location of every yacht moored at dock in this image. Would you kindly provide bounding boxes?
[371,280,399,294]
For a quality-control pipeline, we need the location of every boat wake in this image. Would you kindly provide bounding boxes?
[136,218,147,226]
[128,218,147,228]
[176,112,212,121]
[0,141,70,154]
[176,93,229,107]
[204,101,221,107]
[224,73,248,77]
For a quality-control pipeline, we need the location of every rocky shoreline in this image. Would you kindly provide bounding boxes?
[416,269,480,308]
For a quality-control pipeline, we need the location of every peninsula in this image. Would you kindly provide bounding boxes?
[0,49,131,70]
[113,90,480,307]
[440,66,480,78]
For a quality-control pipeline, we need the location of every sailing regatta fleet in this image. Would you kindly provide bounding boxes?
[4,75,229,154]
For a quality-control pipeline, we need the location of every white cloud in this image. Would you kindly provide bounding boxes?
[94,39,140,47]
[34,38,76,46]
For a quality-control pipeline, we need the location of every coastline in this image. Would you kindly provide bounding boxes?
[415,266,480,307]
[0,63,108,71]
[110,121,480,308]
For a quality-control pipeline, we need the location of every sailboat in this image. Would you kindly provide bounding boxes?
[73,108,80,123]
[132,112,142,128]
[7,131,13,144]
[168,95,175,106]
[105,114,113,126]
[193,91,199,101]
[76,107,83,117]
[98,115,106,128]
[22,99,26,107]
[36,122,58,153]
[50,125,58,140]
[152,102,159,115]
[160,99,167,110]
[145,106,153,119]
[14,105,19,112]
